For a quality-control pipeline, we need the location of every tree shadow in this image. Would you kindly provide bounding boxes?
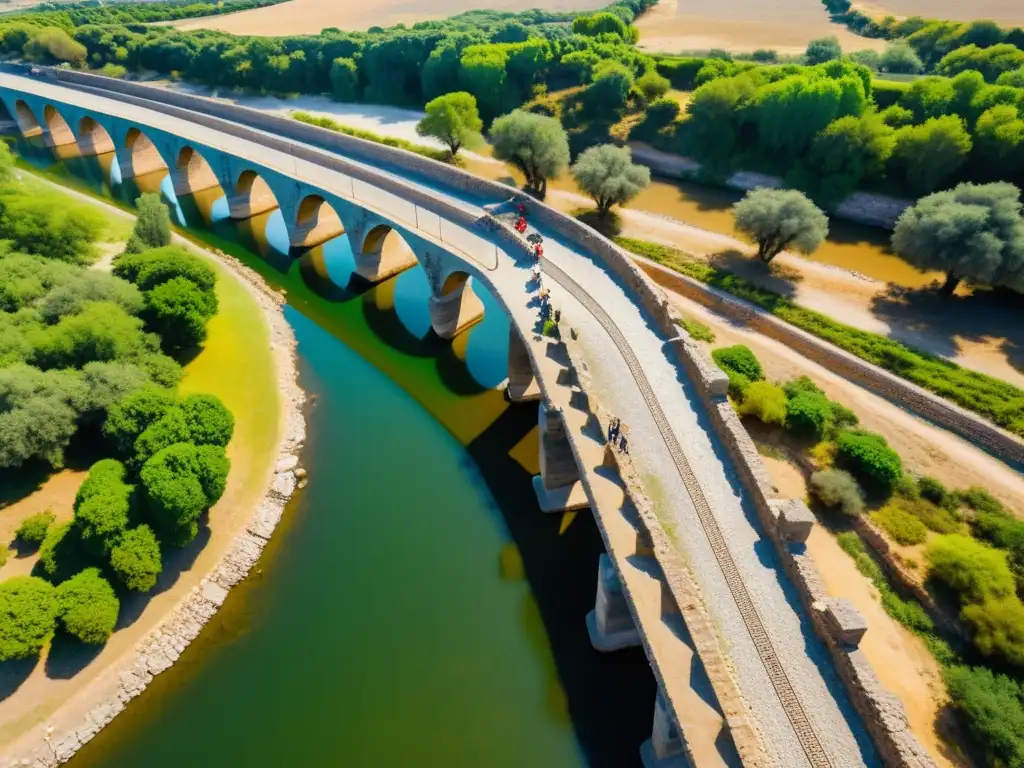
[0,463,50,509]
[707,249,800,301]
[575,209,622,239]
[0,656,37,701]
[45,631,103,680]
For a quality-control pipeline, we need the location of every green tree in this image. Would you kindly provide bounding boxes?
[29,301,157,370]
[133,407,190,468]
[0,193,105,263]
[684,74,757,164]
[0,576,57,661]
[584,61,634,116]
[973,105,1024,181]
[997,66,1024,88]
[329,57,358,101]
[489,110,570,198]
[0,365,86,469]
[879,104,914,128]
[570,144,650,216]
[634,69,670,105]
[733,188,828,262]
[962,597,1024,667]
[416,92,482,157]
[124,193,170,254]
[24,27,86,67]
[890,116,972,195]
[143,276,215,352]
[179,393,234,447]
[936,43,1024,83]
[141,442,230,546]
[835,429,902,497]
[39,270,144,324]
[879,42,923,74]
[571,12,631,40]
[16,509,55,547]
[712,345,763,381]
[114,246,216,293]
[55,568,119,645]
[899,77,955,122]
[37,521,88,584]
[785,391,834,441]
[458,45,510,122]
[73,459,132,557]
[891,182,1024,294]
[810,469,864,516]
[110,525,162,592]
[805,36,842,65]
[926,534,1016,603]
[103,386,177,458]
[945,666,1024,768]
[736,381,787,425]
[808,112,896,198]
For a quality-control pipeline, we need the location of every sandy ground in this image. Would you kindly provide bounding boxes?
[636,0,886,54]
[853,0,1024,25]
[665,286,1024,515]
[0,177,290,756]
[171,0,607,36]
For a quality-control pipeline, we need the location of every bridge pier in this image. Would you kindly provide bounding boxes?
[506,327,540,402]
[586,553,641,652]
[428,276,484,339]
[640,688,691,768]
[532,405,588,513]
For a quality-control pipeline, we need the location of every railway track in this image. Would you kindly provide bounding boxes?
[542,258,834,768]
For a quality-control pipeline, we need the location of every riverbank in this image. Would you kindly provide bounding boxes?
[0,175,306,768]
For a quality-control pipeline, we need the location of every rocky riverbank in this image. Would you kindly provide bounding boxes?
[0,240,307,768]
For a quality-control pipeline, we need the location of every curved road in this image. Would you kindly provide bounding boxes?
[0,71,877,768]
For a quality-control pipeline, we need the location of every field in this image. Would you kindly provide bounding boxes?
[171,0,607,36]
[853,0,1024,25]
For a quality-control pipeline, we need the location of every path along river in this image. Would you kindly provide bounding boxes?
[12,139,655,767]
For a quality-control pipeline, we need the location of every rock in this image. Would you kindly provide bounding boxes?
[294,467,307,479]
[270,471,296,500]
[275,454,299,473]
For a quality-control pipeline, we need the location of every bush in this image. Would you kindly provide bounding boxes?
[736,381,787,425]
[143,276,216,352]
[926,534,1016,604]
[945,665,1024,767]
[110,525,162,592]
[103,387,177,458]
[179,393,234,447]
[141,443,230,546]
[834,430,902,498]
[961,597,1024,668]
[635,69,670,103]
[810,469,864,516]
[16,509,55,546]
[0,576,57,661]
[0,193,105,263]
[872,504,929,545]
[959,486,1004,515]
[114,246,216,294]
[916,476,948,506]
[73,459,132,557]
[725,370,750,401]
[124,193,170,254]
[785,391,833,440]
[37,521,88,584]
[133,407,190,468]
[678,318,714,343]
[55,567,119,645]
[712,345,763,381]
[783,375,822,399]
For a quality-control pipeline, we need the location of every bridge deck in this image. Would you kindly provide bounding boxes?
[0,72,878,768]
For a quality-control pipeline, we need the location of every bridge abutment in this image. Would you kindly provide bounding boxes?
[506,327,540,402]
[532,405,588,513]
[640,689,691,768]
[428,277,484,339]
[586,553,641,652]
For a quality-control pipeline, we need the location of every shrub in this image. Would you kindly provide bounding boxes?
[712,345,763,381]
[678,318,714,343]
[809,440,837,470]
[143,276,216,352]
[783,375,823,399]
[945,665,1024,767]
[103,387,177,458]
[55,567,119,645]
[898,497,960,534]
[133,407,190,468]
[141,443,230,546]
[37,521,87,584]
[873,504,928,546]
[926,534,1016,604]
[124,193,170,254]
[737,381,787,425]
[725,370,750,401]
[179,394,234,447]
[834,430,902,498]
[0,576,57,661]
[959,487,1004,515]
[961,597,1024,668]
[635,69,670,104]
[785,391,833,440]
[810,469,864,516]
[110,525,162,592]
[114,246,216,294]
[16,509,55,546]
[73,459,132,557]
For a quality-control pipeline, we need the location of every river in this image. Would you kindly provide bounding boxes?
[14,140,655,767]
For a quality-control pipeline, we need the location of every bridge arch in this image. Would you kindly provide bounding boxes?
[173,145,221,199]
[228,168,281,221]
[428,268,484,339]
[120,126,168,179]
[356,223,419,284]
[76,116,115,156]
[42,105,76,148]
[13,100,42,137]
[292,193,344,249]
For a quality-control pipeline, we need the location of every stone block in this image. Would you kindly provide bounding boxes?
[824,598,868,648]
[771,498,815,543]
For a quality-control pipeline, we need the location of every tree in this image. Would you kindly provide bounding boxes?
[880,42,923,74]
[16,509,55,547]
[143,276,215,352]
[489,110,570,198]
[0,576,57,661]
[785,391,835,441]
[571,145,650,216]
[103,386,177,458]
[849,50,880,70]
[572,12,631,40]
[329,57,358,101]
[997,67,1024,88]
[733,188,828,262]
[891,182,1024,294]
[37,521,88,584]
[39,270,144,324]
[179,393,234,447]
[114,246,216,294]
[141,442,230,546]
[55,568,119,645]
[805,36,842,65]
[110,525,162,592]
[973,105,1024,181]
[926,534,1016,603]
[961,597,1024,668]
[936,43,1024,83]
[945,665,1024,768]
[24,27,86,67]
[684,74,757,164]
[808,112,896,198]
[458,46,510,122]
[810,469,864,516]
[584,61,634,116]
[712,345,763,381]
[0,193,105,263]
[133,407,190,468]
[891,116,973,196]
[124,193,170,254]
[0,365,86,469]
[416,92,482,157]
[73,459,132,557]
[835,429,902,497]
[29,301,157,371]
[635,69,670,105]
[736,381,787,425]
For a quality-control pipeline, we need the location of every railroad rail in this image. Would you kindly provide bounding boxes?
[541,257,834,768]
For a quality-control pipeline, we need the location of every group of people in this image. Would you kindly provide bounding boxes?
[513,202,544,260]
[608,418,629,454]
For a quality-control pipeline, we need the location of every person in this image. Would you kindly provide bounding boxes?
[516,216,527,234]
[518,202,526,215]
[553,308,561,323]
[619,433,628,454]
[534,243,544,259]
[530,263,541,281]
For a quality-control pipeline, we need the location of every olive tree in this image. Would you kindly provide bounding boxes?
[489,110,569,197]
[733,188,829,262]
[892,182,1024,294]
[571,145,650,216]
[416,92,483,157]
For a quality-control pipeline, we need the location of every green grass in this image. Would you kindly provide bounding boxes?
[676,316,715,342]
[291,111,453,163]
[617,236,1024,437]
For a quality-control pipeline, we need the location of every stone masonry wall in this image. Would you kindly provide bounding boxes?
[47,69,935,765]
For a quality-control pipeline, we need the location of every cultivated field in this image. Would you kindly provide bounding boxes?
[853,0,1024,25]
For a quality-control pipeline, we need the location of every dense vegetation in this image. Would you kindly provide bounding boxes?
[0,172,234,659]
